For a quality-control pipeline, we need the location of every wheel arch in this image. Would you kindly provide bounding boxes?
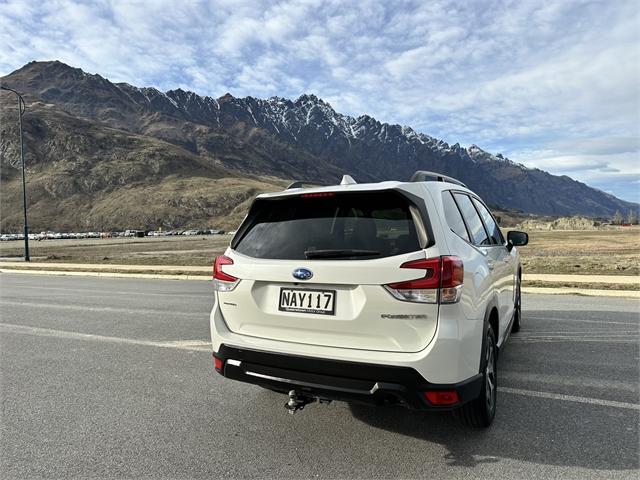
[481,297,500,361]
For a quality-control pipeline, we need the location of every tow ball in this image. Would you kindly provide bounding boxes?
[284,390,331,414]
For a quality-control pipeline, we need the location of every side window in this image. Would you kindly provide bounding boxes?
[441,192,470,241]
[472,198,504,245]
[453,193,491,246]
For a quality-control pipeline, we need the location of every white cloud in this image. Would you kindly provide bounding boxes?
[0,0,638,200]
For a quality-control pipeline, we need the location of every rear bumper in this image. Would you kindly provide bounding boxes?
[213,344,483,410]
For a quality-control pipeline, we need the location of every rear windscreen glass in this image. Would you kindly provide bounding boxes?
[234,191,422,260]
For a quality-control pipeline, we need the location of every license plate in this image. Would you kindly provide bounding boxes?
[278,288,336,315]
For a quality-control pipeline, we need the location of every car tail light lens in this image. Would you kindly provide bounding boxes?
[213,255,240,292]
[440,256,464,304]
[384,257,440,303]
[384,256,463,304]
[424,390,460,406]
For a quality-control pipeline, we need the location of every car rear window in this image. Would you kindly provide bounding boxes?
[234,191,423,260]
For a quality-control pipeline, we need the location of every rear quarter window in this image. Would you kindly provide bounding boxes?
[234,191,423,260]
[472,198,504,245]
[453,193,491,246]
[441,191,470,241]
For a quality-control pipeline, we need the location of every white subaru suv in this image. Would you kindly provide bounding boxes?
[210,171,528,427]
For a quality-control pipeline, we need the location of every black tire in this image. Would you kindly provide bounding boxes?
[453,324,497,428]
[511,275,522,333]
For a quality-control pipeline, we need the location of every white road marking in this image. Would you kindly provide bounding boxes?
[0,323,211,351]
[509,338,640,345]
[524,274,640,284]
[518,332,639,337]
[499,387,640,411]
[500,371,639,392]
[511,337,638,344]
[161,340,211,348]
[526,317,639,326]
[0,299,203,317]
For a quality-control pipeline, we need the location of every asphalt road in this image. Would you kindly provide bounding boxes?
[1,273,638,479]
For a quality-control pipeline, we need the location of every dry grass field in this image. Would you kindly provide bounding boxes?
[516,227,639,276]
[1,227,639,276]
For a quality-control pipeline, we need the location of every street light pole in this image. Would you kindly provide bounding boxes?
[1,85,30,261]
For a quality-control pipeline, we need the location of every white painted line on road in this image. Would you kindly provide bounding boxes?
[511,338,638,344]
[499,387,640,411]
[522,287,640,298]
[517,331,639,335]
[526,317,639,326]
[524,274,640,284]
[0,323,212,352]
[516,333,639,341]
[500,371,639,392]
[161,340,212,348]
[0,299,204,317]
[518,332,638,337]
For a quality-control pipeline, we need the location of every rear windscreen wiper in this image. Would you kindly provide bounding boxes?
[304,249,380,259]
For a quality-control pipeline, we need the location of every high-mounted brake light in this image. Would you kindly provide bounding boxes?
[213,255,240,292]
[384,256,463,304]
[300,192,336,198]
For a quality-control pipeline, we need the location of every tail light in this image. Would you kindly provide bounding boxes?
[384,256,463,304]
[213,255,240,292]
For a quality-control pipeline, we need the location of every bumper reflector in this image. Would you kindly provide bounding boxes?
[424,390,460,406]
[213,356,224,372]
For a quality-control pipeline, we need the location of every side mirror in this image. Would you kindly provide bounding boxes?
[507,231,528,251]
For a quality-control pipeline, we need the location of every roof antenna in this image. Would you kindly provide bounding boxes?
[340,175,357,186]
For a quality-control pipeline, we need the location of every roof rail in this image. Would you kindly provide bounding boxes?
[286,181,327,189]
[410,170,467,188]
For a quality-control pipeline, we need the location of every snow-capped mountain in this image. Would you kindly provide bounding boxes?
[1,60,637,231]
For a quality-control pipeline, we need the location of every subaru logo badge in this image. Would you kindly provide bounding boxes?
[292,268,313,281]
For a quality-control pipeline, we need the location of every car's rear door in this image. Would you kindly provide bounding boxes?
[471,197,515,326]
[451,192,503,310]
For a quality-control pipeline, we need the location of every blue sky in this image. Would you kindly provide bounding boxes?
[1,0,638,202]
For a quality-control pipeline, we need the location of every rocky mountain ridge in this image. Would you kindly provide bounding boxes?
[1,60,636,231]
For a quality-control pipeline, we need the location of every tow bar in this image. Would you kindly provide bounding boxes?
[285,390,331,414]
